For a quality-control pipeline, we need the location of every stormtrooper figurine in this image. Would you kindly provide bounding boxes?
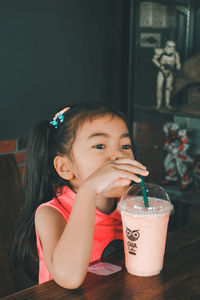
[152,41,181,110]
[162,122,193,191]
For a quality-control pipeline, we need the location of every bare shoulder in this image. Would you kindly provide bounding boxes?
[35,205,66,237]
[35,205,67,273]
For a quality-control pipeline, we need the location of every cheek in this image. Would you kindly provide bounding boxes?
[128,151,135,159]
[72,159,98,181]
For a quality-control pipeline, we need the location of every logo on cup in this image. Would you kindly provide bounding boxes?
[126,227,140,255]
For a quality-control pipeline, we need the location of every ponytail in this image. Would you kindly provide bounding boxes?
[12,120,58,268]
[25,120,53,208]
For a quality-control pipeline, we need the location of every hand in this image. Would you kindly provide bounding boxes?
[81,158,149,196]
[160,65,165,72]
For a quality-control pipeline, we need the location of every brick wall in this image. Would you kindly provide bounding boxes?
[133,121,166,184]
[0,138,27,177]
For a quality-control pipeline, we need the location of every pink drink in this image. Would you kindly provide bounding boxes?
[118,196,173,277]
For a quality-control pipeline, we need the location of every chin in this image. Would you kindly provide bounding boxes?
[103,186,129,199]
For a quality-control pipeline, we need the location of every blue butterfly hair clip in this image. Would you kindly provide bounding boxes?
[50,107,70,128]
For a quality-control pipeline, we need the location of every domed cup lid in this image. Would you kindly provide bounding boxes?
[117,183,174,217]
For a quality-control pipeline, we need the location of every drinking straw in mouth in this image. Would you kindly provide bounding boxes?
[139,176,149,208]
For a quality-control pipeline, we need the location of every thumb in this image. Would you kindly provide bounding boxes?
[102,178,132,194]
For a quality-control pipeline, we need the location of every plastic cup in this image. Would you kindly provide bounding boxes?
[117,183,174,277]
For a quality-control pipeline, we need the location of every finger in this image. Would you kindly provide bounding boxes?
[102,174,142,194]
[104,178,132,191]
[114,173,144,184]
[113,164,149,177]
[110,168,147,183]
[113,158,147,170]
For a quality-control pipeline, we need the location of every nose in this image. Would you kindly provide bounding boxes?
[110,148,124,161]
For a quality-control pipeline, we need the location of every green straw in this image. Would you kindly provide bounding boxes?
[139,176,149,208]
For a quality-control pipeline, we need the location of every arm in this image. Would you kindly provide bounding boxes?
[35,158,148,289]
[152,48,163,69]
[35,184,96,289]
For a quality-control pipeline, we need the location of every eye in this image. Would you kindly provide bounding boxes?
[133,231,139,238]
[122,144,132,150]
[93,144,105,149]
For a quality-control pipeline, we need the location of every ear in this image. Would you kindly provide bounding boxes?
[53,155,74,180]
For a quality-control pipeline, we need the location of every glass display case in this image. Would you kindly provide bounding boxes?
[130,0,200,118]
[122,0,200,229]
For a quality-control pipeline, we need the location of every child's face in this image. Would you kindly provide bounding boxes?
[68,115,134,196]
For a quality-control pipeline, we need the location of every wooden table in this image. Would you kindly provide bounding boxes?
[2,224,200,300]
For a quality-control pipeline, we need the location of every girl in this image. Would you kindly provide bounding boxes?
[15,102,149,289]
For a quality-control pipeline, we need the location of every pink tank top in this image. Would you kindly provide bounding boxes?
[36,186,123,283]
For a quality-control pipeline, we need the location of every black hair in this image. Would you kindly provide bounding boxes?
[12,101,134,273]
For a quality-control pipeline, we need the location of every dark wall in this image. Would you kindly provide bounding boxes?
[0,0,123,141]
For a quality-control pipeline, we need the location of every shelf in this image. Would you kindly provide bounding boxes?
[164,184,200,206]
[134,104,200,119]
